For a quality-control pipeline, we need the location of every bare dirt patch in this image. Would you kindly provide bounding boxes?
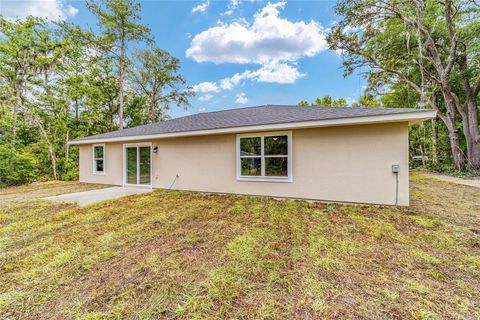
[0,181,108,206]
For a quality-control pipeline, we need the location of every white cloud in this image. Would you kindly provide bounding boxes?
[192,1,209,13]
[220,62,304,90]
[223,0,241,16]
[199,107,207,112]
[187,0,327,64]
[192,82,220,93]
[220,72,245,90]
[248,62,304,83]
[190,1,315,103]
[0,0,78,21]
[235,93,248,104]
[198,93,213,101]
[223,0,256,16]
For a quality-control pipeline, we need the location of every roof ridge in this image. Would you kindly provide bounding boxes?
[174,104,270,120]
[167,105,428,122]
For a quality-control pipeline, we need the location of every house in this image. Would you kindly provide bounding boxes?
[69,105,436,206]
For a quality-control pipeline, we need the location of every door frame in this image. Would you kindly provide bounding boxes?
[122,142,153,188]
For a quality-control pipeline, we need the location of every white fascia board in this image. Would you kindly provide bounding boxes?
[69,110,436,145]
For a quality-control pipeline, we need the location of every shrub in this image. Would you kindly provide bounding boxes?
[0,144,38,186]
[62,157,79,181]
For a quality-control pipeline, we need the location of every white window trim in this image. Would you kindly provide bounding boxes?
[236,131,293,183]
[92,143,106,175]
[122,142,153,189]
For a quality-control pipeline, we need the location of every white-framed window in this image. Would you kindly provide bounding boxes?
[93,144,106,175]
[236,131,292,182]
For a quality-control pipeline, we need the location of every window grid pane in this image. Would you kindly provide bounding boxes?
[95,159,104,172]
[94,146,104,158]
[241,157,261,176]
[238,134,290,179]
[265,156,288,177]
[94,145,105,173]
[240,137,261,156]
[264,135,288,156]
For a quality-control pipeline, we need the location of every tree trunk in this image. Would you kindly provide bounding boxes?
[431,118,438,164]
[65,130,69,161]
[48,144,57,180]
[110,101,115,131]
[445,115,465,171]
[420,144,426,166]
[465,97,480,169]
[458,54,480,169]
[38,122,57,180]
[12,82,22,142]
[468,141,480,169]
[150,98,156,123]
[75,99,79,119]
[27,110,58,180]
[439,83,466,170]
[118,37,125,130]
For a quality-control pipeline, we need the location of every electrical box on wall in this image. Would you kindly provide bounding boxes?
[392,164,400,173]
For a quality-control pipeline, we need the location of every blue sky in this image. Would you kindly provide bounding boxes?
[1,0,367,118]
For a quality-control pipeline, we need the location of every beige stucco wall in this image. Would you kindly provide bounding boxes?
[79,142,124,185]
[78,122,409,205]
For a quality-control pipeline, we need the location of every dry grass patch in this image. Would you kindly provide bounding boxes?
[0,175,479,319]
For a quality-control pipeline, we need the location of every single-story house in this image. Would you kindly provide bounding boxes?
[69,105,436,206]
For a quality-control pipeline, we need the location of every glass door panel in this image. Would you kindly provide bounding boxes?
[139,146,151,185]
[126,147,138,184]
[125,145,151,186]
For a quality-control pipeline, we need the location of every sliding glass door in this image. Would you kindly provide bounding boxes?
[125,144,151,186]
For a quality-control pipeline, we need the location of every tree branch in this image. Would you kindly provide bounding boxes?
[443,0,458,77]
[474,76,480,97]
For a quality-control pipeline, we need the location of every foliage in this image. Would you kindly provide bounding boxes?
[0,144,38,186]
[327,0,480,171]
[87,0,152,129]
[299,95,349,107]
[0,0,192,185]
[299,94,381,108]
[352,94,380,108]
[129,48,194,124]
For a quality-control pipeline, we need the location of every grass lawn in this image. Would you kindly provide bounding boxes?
[0,174,479,319]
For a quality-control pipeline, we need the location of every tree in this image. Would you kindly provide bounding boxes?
[129,48,194,123]
[381,83,447,165]
[299,96,349,107]
[0,9,192,185]
[351,94,381,108]
[0,17,64,179]
[0,144,38,186]
[82,55,120,133]
[87,0,151,130]
[0,17,42,141]
[327,0,480,170]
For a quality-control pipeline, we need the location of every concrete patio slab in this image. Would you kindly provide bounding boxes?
[43,187,153,206]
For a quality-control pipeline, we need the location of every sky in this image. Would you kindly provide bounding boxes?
[0,0,367,118]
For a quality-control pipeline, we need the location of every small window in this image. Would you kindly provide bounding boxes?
[93,144,105,174]
[237,132,292,182]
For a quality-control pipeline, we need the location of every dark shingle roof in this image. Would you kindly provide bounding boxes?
[74,105,429,142]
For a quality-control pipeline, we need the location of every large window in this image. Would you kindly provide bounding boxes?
[93,144,105,174]
[237,132,292,182]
